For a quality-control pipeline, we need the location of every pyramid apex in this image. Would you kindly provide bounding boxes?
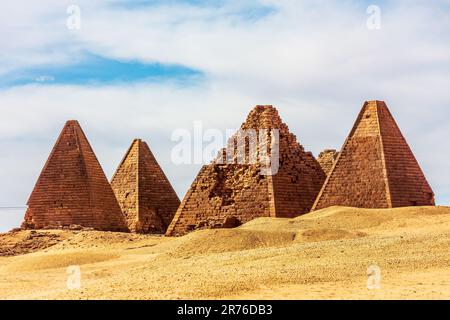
[65,120,80,126]
[128,139,146,150]
[252,105,277,113]
[242,105,283,130]
[254,104,274,109]
[364,100,387,107]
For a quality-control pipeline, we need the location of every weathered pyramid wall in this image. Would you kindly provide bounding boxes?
[111,139,180,233]
[166,105,326,236]
[166,164,274,235]
[110,140,140,231]
[22,121,127,231]
[377,105,435,207]
[271,134,326,218]
[317,149,339,176]
[313,101,435,210]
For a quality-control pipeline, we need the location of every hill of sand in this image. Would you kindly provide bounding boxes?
[0,206,450,300]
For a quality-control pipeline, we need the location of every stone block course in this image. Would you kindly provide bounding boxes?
[317,149,339,176]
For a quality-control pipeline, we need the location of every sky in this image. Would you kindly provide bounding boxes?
[0,0,449,232]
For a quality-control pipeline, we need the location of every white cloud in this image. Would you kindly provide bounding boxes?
[34,75,55,82]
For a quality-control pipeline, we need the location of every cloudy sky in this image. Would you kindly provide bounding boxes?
[0,0,449,231]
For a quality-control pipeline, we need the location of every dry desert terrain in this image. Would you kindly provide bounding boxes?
[1,206,450,300]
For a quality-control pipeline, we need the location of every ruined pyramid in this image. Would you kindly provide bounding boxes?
[111,139,180,233]
[313,101,435,210]
[22,120,127,231]
[166,105,326,236]
[317,149,339,175]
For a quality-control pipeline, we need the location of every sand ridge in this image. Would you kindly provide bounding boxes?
[0,206,449,299]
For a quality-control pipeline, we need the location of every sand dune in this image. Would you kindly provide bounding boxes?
[0,206,449,300]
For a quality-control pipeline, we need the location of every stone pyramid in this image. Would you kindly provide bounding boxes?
[111,139,180,233]
[166,105,326,236]
[313,101,435,210]
[317,149,339,175]
[22,120,127,231]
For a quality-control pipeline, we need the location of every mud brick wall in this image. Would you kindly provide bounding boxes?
[166,164,273,236]
[317,149,339,175]
[22,121,127,231]
[111,139,180,234]
[271,133,326,218]
[110,140,140,232]
[313,101,435,210]
[137,140,180,232]
[167,105,326,236]
[377,104,435,206]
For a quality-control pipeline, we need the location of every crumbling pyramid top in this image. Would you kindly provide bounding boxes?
[215,105,306,166]
[111,139,180,233]
[317,149,339,175]
[22,120,127,231]
[313,100,435,210]
[241,105,285,129]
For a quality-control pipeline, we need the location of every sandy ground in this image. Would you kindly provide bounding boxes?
[0,206,449,300]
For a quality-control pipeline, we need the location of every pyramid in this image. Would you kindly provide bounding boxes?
[111,139,180,233]
[22,120,127,231]
[313,101,435,210]
[317,149,339,175]
[166,105,326,236]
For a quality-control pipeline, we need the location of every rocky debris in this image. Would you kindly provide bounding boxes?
[317,149,339,175]
[0,230,70,256]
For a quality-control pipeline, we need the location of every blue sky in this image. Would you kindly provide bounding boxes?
[0,53,202,87]
[0,0,449,231]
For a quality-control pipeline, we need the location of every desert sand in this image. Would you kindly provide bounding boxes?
[1,206,450,300]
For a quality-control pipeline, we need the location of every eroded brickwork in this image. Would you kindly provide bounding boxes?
[111,139,180,233]
[22,121,127,231]
[317,149,339,176]
[110,140,139,231]
[377,104,435,206]
[166,105,326,236]
[312,101,435,210]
